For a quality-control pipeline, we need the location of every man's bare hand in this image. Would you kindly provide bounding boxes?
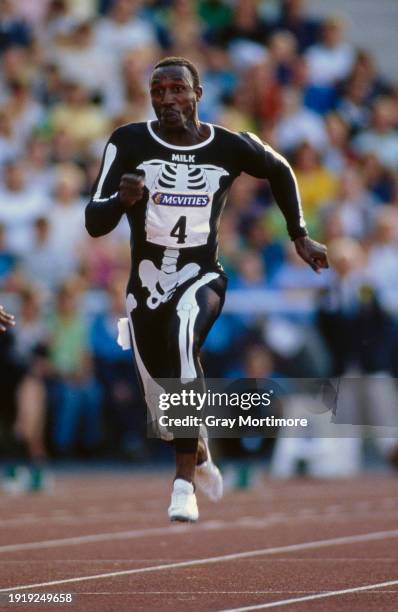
[294,236,329,273]
[0,305,15,332]
[119,172,146,208]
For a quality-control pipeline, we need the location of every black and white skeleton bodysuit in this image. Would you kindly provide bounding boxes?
[85,121,307,438]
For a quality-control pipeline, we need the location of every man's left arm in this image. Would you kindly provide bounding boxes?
[239,133,329,273]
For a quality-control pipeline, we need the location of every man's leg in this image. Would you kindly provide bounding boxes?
[126,273,226,520]
[167,275,226,516]
[175,438,199,483]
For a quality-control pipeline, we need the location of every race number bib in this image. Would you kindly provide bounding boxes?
[138,159,228,248]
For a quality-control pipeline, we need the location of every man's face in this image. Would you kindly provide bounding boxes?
[150,65,201,130]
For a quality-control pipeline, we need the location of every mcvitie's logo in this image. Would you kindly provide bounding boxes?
[153,192,210,207]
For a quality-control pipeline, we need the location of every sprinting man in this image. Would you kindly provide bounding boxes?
[85,57,328,522]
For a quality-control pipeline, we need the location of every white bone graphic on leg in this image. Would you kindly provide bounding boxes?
[126,293,173,441]
[176,272,219,382]
[139,248,200,309]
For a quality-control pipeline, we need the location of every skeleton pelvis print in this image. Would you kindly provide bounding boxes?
[139,248,200,310]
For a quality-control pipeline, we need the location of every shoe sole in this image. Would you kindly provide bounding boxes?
[170,515,198,523]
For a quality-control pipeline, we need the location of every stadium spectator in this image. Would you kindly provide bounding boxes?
[198,0,232,42]
[49,81,110,151]
[216,0,269,49]
[0,107,20,164]
[317,238,398,464]
[319,166,376,240]
[353,96,398,170]
[41,0,77,48]
[12,287,49,465]
[323,112,351,174]
[292,142,338,227]
[275,86,328,153]
[23,134,55,193]
[0,222,18,287]
[271,241,329,291]
[229,249,267,290]
[20,217,63,291]
[268,30,298,86]
[199,45,237,122]
[366,207,398,297]
[51,20,114,99]
[90,277,146,457]
[48,282,102,456]
[0,159,50,255]
[360,153,396,203]
[94,0,157,61]
[272,0,322,52]
[305,16,354,87]
[164,0,204,56]
[337,74,371,134]
[243,216,285,283]
[1,77,45,148]
[0,0,32,53]
[47,163,86,272]
[246,58,283,124]
[104,47,155,120]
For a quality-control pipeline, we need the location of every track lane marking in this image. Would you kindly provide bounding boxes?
[220,579,398,610]
[1,529,398,593]
[1,506,398,553]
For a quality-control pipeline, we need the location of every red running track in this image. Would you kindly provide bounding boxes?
[0,471,397,611]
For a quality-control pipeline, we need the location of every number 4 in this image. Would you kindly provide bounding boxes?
[170,216,187,244]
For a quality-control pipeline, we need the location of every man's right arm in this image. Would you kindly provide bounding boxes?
[85,133,126,237]
[85,130,146,237]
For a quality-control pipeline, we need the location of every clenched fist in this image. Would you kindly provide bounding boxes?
[119,171,146,208]
[294,236,329,273]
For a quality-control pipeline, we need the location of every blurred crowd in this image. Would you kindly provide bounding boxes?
[0,0,398,467]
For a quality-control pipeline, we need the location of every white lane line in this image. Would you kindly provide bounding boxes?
[1,507,398,554]
[0,510,162,528]
[0,495,396,527]
[0,557,396,564]
[220,579,398,611]
[0,524,192,553]
[4,589,396,596]
[1,529,398,593]
[40,589,398,595]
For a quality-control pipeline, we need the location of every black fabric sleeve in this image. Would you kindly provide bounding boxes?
[85,129,127,237]
[237,132,308,240]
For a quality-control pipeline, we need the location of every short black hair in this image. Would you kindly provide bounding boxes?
[152,57,200,89]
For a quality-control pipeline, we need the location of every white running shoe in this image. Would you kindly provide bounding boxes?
[196,440,223,502]
[168,479,199,522]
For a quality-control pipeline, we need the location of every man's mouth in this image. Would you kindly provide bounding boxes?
[161,109,180,120]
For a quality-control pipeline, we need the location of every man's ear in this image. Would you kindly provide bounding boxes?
[195,86,203,101]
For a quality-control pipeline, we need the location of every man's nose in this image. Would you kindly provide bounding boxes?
[162,89,175,105]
